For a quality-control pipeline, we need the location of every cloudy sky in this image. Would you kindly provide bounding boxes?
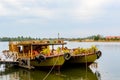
[0,0,120,38]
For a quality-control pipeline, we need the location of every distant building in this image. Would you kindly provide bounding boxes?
[106,36,120,40]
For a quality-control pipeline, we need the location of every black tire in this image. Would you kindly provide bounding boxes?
[96,51,102,59]
[35,54,46,62]
[64,53,71,60]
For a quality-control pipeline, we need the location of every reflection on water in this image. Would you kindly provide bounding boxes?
[90,62,101,80]
[61,65,99,80]
[0,64,100,80]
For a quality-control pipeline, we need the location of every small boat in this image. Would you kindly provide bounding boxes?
[64,45,102,66]
[4,40,71,69]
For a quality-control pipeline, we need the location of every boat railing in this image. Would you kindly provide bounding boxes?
[17,51,33,59]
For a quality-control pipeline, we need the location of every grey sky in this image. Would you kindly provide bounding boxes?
[0,0,120,38]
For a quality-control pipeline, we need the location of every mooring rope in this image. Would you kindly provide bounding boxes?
[42,54,60,80]
[85,54,88,79]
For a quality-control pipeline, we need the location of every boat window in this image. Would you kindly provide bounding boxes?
[24,46,30,53]
[18,46,23,53]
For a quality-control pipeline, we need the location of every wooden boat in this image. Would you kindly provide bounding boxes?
[64,46,102,66]
[5,40,71,69]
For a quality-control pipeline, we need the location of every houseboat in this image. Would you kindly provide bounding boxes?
[6,40,71,69]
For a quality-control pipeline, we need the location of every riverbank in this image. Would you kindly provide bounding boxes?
[69,40,120,42]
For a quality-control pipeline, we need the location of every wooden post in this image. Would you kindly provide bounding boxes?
[30,44,32,59]
[27,58,31,69]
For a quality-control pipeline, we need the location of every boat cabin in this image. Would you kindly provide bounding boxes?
[9,40,66,60]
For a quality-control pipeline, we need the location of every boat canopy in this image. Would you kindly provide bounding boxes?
[16,40,66,46]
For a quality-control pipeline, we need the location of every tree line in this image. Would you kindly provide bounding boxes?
[0,36,40,41]
[0,35,120,42]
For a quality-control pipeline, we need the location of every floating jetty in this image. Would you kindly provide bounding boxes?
[0,57,34,69]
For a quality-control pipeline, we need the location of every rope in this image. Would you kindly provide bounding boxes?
[42,54,60,80]
[85,54,88,79]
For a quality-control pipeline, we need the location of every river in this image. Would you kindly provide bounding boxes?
[0,41,120,80]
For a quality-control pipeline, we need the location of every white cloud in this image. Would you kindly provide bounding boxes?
[26,7,54,18]
[4,0,22,9]
[0,0,55,18]
[70,0,114,21]
[0,0,119,22]
[0,3,8,16]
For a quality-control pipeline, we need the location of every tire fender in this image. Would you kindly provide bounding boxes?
[64,53,71,60]
[35,54,46,62]
[96,51,102,59]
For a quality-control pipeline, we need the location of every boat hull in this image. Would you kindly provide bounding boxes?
[30,54,65,68]
[65,53,98,66]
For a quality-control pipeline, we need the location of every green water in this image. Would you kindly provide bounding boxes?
[0,65,98,80]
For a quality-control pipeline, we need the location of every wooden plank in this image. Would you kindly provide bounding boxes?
[0,61,18,64]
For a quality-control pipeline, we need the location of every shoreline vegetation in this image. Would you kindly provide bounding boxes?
[1,35,120,42]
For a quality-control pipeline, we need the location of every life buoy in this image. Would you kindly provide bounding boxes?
[96,51,102,59]
[64,53,71,60]
[35,54,46,62]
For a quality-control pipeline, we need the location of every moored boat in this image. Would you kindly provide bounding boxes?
[64,45,102,66]
[4,40,71,69]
